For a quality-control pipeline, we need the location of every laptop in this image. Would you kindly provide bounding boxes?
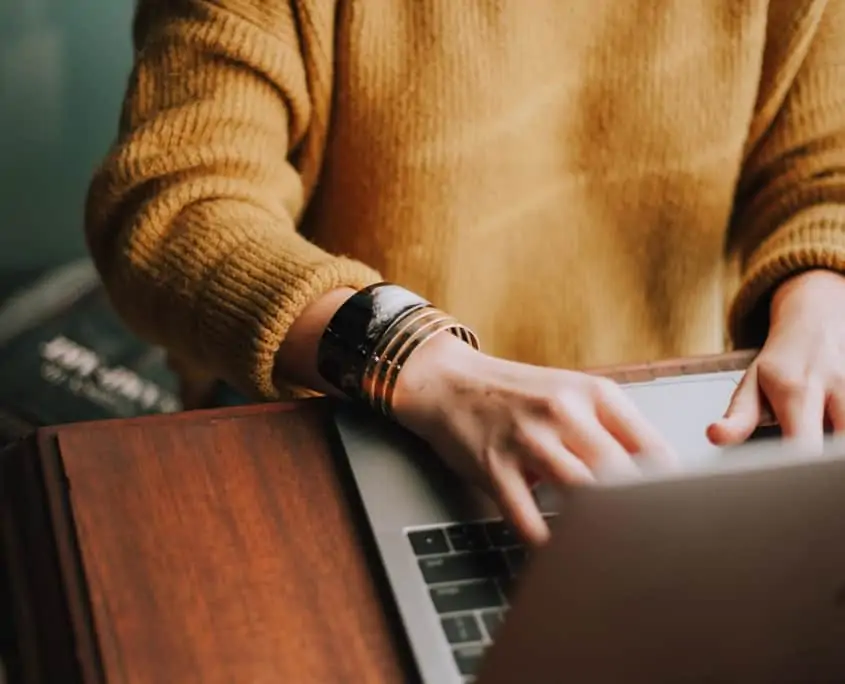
[332,366,845,683]
[476,434,845,683]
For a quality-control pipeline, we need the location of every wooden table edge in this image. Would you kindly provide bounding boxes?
[32,348,760,441]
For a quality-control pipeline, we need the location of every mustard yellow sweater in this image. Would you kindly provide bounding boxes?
[85,0,845,400]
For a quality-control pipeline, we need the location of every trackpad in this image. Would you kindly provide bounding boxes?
[623,375,740,469]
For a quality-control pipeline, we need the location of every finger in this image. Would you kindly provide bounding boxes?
[707,365,761,445]
[524,431,596,487]
[768,380,825,445]
[563,416,641,481]
[489,461,549,547]
[827,389,845,435]
[595,385,677,466]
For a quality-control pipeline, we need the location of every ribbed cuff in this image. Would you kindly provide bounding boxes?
[729,206,845,347]
[194,229,381,400]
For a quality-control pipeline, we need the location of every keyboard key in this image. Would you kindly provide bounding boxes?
[480,609,505,638]
[419,551,508,584]
[485,520,519,547]
[505,548,526,574]
[446,524,489,551]
[430,580,503,613]
[496,574,516,599]
[408,528,450,556]
[441,614,482,644]
[453,645,486,676]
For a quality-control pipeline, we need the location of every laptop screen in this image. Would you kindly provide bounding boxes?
[622,371,743,469]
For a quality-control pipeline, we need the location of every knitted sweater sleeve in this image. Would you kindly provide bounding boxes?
[728,0,845,347]
[84,0,380,399]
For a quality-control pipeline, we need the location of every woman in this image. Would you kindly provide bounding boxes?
[86,0,845,544]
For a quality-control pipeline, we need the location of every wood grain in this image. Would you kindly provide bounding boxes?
[49,400,413,684]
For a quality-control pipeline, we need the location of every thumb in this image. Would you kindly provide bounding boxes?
[707,366,761,445]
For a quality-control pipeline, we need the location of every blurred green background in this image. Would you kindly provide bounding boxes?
[0,0,134,270]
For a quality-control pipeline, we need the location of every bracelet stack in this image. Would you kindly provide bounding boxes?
[360,304,479,418]
[317,283,479,418]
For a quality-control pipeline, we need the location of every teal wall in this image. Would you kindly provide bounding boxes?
[0,0,134,269]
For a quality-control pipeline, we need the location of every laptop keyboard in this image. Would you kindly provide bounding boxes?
[407,514,556,682]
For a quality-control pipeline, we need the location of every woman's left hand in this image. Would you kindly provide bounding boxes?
[708,269,845,448]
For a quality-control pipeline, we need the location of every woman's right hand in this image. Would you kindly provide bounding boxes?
[274,287,676,546]
[391,332,677,546]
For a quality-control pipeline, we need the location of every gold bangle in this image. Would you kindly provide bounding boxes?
[367,307,443,383]
[381,318,468,419]
[359,305,479,419]
[362,308,448,412]
[379,313,458,418]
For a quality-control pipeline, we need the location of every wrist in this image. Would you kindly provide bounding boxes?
[312,282,481,418]
[273,287,357,397]
[391,330,487,432]
[770,269,845,325]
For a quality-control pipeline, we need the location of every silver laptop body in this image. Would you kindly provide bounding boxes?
[477,436,845,683]
[333,370,845,683]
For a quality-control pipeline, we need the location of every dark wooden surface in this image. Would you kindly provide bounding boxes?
[2,351,758,683]
[4,399,415,683]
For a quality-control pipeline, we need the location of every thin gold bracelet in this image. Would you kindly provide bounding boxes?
[378,313,458,418]
[361,307,446,409]
[363,308,451,413]
[359,305,479,418]
[381,318,470,419]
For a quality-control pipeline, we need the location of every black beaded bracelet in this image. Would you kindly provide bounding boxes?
[317,283,430,399]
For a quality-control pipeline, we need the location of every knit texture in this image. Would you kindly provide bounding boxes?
[86,0,845,399]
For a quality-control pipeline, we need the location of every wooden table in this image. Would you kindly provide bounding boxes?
[0,351,756,684]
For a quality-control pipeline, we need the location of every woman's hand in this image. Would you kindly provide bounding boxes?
[391,334,676,546]
[709,270,845,448]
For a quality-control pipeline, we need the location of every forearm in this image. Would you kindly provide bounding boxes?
[278,283,481,418]
[727,0,845,346]
[273,288,356,397]
[86,1,380,399]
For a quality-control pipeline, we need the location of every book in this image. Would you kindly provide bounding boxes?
[0,259,182,447]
